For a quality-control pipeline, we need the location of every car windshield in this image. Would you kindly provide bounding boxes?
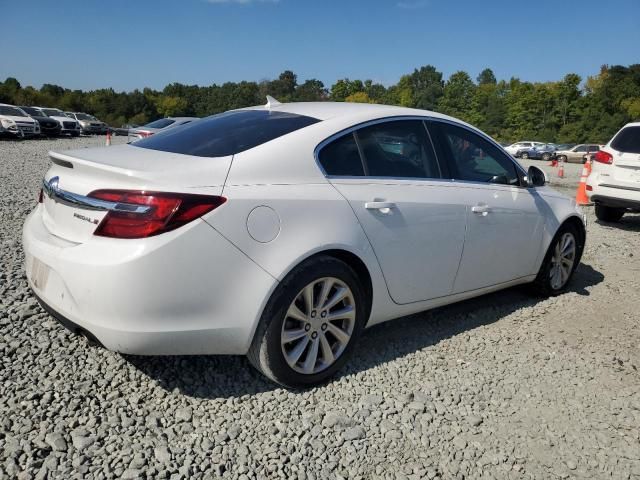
[143,118,176,129]
[42,109,65,117]
[20,107,41,116]
[74,113,93,120]
[134,110,320,157]
[0,106,27,117]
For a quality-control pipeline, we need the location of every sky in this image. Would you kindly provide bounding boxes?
[3,0,639,92]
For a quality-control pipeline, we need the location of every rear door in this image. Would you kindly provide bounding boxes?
[610,126,640,184]
[320,119,467,304]
[428,120,545,293]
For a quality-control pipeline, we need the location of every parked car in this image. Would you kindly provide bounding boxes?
[587,122,640,222]
[0,104,40,138]
[19,106,62,137]
[36,107,81,137]
[111,123,139,136]
[518,143,557,161]
[23,101,586,387]
[504,141,545,156]
[128,117,198,140]
[555,143,575,151]
[555,144,601,163]
[65,112,108,135]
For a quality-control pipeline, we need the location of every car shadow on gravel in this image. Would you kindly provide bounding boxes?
[125,263,604,398]
[595,213,640,232]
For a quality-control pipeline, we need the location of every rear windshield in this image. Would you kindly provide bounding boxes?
[134,110,321,157]
[611,126,640,154]
[144,118,175,129]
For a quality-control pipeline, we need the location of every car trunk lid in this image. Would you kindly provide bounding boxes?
[40,144,231,243]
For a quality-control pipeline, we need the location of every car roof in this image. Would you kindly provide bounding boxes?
[168,117,200,121]
[239,101,458,123]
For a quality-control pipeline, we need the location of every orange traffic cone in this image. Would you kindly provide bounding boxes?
[575,160,592,205]
[105,131,112,146]
[558,163,564,178]
[549,158,557,167]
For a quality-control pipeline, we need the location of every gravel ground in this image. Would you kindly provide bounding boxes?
[1,137,639,480]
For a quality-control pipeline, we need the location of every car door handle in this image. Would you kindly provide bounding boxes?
[471,204,491,216]
[365,201,396,213]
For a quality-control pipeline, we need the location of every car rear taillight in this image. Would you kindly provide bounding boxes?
[138,131,153,138]
[38,188,43,203]
[87,190,226,239]
[594,150,613,164]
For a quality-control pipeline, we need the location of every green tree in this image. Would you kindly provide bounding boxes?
[344,91,375,103]
[438,71,476,121]
[477,68,497,85]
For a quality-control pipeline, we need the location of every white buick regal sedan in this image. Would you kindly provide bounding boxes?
[23,99,586,387]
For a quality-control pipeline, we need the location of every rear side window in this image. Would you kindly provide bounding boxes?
[135,110,320,157]
[611,126,640,154]
[356,120,441,178]
[318,133,365,176]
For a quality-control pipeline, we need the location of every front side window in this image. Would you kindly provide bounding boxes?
[574,145,587,152]
[318,133,365,176]
[431,122,520,186]
[356,120,440,178]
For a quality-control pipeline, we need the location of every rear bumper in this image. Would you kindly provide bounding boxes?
[590,194,640,210]
[587,178,640,210]
[22,206,277,355]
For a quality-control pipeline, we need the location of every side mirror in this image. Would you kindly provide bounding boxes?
[526,166,547,187]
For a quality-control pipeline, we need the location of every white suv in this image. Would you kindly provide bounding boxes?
[0,104,40,137]
[587,122,640,222]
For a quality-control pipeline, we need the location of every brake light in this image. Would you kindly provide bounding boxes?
[594,150,613,164]
[88,190,226,239]
[586,185,593,191]
[38,188,43,203]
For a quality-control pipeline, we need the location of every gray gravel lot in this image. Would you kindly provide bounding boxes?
[1,137,639,480]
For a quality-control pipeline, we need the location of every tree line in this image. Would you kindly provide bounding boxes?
[1,64,638,143]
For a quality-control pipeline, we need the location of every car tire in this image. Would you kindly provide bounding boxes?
[558,155,567,162]
[248,255,367,388]
[542,153,551,161]
[520,152,529,159]
[530,223,582,297]
[595,204,625,222]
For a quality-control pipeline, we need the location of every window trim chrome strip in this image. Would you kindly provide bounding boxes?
[313,114,528,187]
[41,178,151,214]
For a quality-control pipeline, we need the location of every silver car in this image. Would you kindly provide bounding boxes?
[128,117,198,141]
[65,112,108,135]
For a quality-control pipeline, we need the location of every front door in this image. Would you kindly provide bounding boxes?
[427,120,544,293]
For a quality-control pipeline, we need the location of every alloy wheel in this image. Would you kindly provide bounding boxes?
[281,277,356,374]
[549,232,576,290]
